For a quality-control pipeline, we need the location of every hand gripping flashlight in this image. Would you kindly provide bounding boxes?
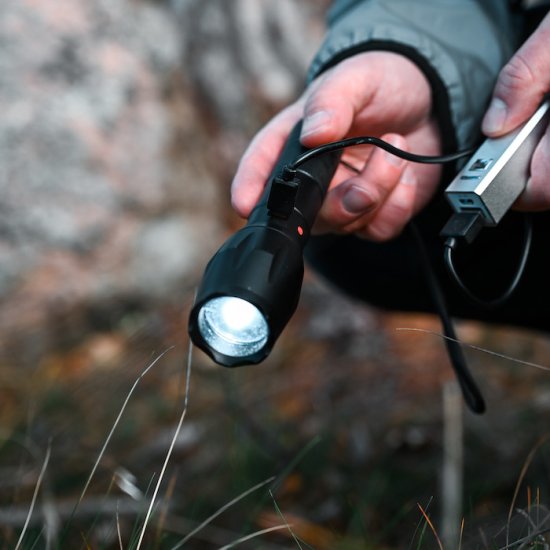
[187,119,491,411]
[188,121,341,366]
[188,121,475,368]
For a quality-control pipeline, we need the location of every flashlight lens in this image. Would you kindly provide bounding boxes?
[197,297,269,358]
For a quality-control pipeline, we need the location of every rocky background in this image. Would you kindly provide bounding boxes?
[0,0,326,361]
[0,1,549,549]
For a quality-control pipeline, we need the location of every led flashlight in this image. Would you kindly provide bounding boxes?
[196,297,269,358]
[188,121,341,366]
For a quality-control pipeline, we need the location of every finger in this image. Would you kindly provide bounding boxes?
[314,134,408,233]
[300,60,376,146]
[482,13,550,136]
[231,104,302,218]
[357,166,418,241]
[515,129,550,211]
[301,68,371,147]
[300,52,432,147]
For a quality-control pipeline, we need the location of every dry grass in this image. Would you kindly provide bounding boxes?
[0,282,549,548]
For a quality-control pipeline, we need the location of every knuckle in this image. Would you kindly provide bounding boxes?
[497,53,536,95]
[364,203,411,241]
[365,221,399,242]
[340,225,356,235]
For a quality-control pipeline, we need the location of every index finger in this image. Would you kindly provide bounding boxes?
[231,104,303,218]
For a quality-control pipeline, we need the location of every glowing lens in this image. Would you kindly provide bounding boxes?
[197,297,269,358]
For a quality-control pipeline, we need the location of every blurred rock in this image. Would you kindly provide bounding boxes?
[0,0,209,353]
[127,215,213,298]
[173,0,327,128]
[0,0,329,357]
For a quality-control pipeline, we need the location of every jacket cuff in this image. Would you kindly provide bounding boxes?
[309,38,458,160]
[307,3,518,152]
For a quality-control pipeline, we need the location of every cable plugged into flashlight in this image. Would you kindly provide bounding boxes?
[267,166,299,219]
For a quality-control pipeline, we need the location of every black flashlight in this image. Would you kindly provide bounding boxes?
[188,121,341,366]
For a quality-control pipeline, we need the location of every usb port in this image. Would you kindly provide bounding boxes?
[469,158,492,171]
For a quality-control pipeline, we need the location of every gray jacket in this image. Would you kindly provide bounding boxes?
[307,0,539,153]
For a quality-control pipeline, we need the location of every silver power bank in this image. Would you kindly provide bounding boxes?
[445,99,550,226]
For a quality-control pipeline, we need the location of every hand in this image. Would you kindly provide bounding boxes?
[231,51,443,241]
[482,13,550,211]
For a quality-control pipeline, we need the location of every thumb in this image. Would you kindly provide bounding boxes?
[300,60,376,146]
[482,13,550,136]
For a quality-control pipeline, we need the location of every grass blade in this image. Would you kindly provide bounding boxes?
[15,441,51,550]
[417,502,443,550]
[134,342,193,550]
[169,476,276,550]
[78,348,174,509]
[269,490,303,550]
[59,348,172,547]
[395,328,550,372]
[218,524,289,549]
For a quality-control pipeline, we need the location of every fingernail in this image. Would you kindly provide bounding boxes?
[342,185,375,214]
[301,110,332,138]
[482,97,508,134]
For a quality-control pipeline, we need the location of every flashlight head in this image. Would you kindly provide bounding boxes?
[188,224,303,367]
[196,296,269,359]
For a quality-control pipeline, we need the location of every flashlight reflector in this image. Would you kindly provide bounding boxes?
[197,297,269,358]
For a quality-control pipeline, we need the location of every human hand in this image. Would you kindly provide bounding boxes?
[482,13,550,211]
[231,51,442,241]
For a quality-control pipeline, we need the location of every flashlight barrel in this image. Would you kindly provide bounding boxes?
[189,120,341,366]
[249,120,341,239]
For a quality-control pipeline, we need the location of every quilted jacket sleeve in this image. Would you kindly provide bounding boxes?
[308,0,522,153]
